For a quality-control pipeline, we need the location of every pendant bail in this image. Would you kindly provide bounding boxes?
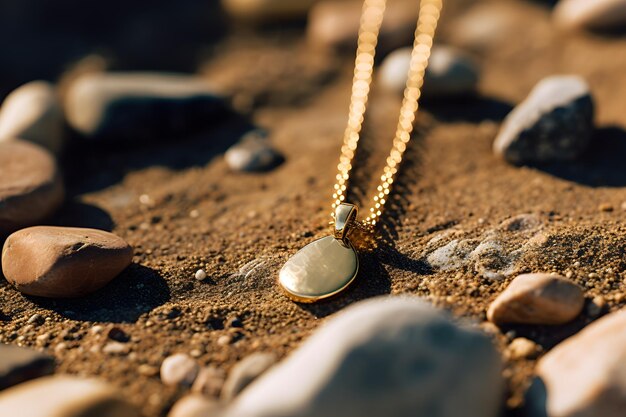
[334,203,358,242]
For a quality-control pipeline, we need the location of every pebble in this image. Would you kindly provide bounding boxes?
[222,0,316,22]
[191,366,226,397]
[160,354,199,387]
[225,131,283,172]
[378,46,479,98]
[0,344,55,390]
[554,0,626,31]
[493,75,594,165]
[223,296,502,417]
[527,309,626,417]
[0,81,65,153]
[167,394,221,417]
[0,375,139,417]
[2,226,134,298]
[507,337,541,360]
[487,273,584,325]
[194,269,207,281]
[138,364,159,377]
[217,335,233,346]
[27,314,44,325]
[586,295,606,318]
[107,327,130,343]
[102,342,130,356]
[0,140,64,235]
[308,0,419,54]
[447,3,520,51]
[64,72,228,142]
[221,353,277,401]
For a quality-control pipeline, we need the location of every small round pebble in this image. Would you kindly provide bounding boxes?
[160,354,199,387]
[487,273,584,325]
[167,394,221,417]
[225,131,283,172]
[378,46,479,98]
[194,269,207,281]
[507,337,541,360]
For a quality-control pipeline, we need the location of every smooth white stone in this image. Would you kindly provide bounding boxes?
[279,236,358,301]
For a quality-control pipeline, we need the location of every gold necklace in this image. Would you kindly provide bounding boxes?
[279,0,443,303]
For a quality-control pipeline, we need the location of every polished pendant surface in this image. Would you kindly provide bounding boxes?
[279,236,359,303]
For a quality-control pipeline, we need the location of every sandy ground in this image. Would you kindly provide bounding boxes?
[1,0,626,415]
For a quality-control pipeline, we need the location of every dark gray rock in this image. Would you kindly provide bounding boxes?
[64,72,230,142]
[0,344,55,390]
[223,296,502,417]
[493,75,594,164]
[225,131,283,172]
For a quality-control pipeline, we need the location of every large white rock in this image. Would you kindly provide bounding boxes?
[527,309,626,417]
[224,296,502,417]
[0,375,139,417]
[0,81,65,154]
[554,0,626,31]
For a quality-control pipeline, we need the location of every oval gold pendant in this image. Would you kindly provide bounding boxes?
[279,236,359,303]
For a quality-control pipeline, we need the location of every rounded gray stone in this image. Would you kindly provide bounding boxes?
[223,296,502,417]
[493,75,594,164]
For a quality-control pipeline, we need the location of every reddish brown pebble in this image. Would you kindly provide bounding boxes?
[487,273,584,325]
[1,226,133,298]
[0,140,64,235]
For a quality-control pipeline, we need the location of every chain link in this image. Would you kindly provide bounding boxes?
[331,0,443,227]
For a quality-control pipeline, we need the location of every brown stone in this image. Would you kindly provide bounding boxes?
[527,309,626,417]
[1,226,133,298]
[487,273,584,325]
[307,0,419,54]
[0,140,64,235]
[0,375,139,417]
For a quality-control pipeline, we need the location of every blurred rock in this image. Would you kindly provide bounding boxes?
[2,226,134,298]
[493,75,594,164]
[0,140,64,235]
[527,309,626,417]
[0,375,139,417]
[0,1,225,98]
[447,3,521,51]
[488,273,584,325]
[0,344,54,390]
[507,337,541,360]
[378,46,479,98]
[160,353,199,387]
[0,81,65,153]
[225,131,284,172]
[168,394,222,417]
[224,296,502,417]
[554,0,626,31]
[308,0,419,54]
[191,366,226,397]
[64,72,230,142]
[222,0,316,22]
[221,353,277,401]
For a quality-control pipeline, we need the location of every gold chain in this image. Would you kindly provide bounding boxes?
[331,0,443,227]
